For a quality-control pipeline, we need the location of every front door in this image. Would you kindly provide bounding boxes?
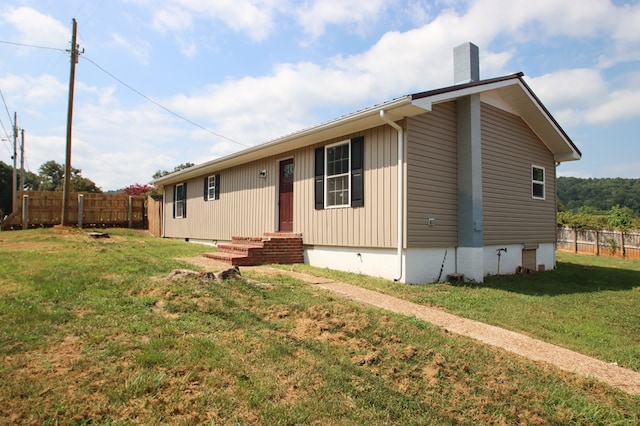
[279,159,294,232]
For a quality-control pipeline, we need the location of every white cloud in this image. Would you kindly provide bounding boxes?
[147,0,277,42]
[296,0,388,38]
[109,33,151,64]
[528,69,640,126]
[527,69,608,111]
[0,74,67,111]
[584,88,640,125]
[1,7,69,50]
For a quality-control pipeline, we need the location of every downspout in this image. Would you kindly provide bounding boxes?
[380,110,404,282]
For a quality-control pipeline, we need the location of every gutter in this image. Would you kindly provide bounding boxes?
[379,110,404,282]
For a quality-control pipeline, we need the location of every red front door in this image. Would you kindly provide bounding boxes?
[279,159,294,232]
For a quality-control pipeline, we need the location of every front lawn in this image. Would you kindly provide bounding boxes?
[0,228,638,424]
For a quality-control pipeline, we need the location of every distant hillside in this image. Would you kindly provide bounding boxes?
[557,177,640,215]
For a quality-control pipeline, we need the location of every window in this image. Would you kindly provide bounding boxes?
[314,136,364,209]
[532,166,545,199]
[174,183,186,218]
[326,142,350,207]
[203,174,220,201]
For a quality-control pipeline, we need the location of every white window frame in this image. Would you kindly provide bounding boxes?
[532,165,545,200]
[206,175,216,201]
[325,140,351,208]
[175,183,185,218]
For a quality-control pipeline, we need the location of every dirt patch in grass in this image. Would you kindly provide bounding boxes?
[0,278,23,296]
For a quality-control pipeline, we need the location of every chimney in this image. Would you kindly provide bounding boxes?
[454,42,479,84]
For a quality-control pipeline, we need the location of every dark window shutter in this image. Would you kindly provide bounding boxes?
[314,147,324,210]
[351,136,364,207]
[173,184,177,218]
[214,174,220,200]
[203,177,208,200]
[183,182,187,218]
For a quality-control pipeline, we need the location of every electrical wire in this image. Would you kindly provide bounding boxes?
[0,88,15,155]
[0,40,64,53]
[1,39,249,148]
[0,118,12,156]
[82,56,250,148]
[0,87,14,131]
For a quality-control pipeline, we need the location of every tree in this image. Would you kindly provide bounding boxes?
[607,205,635,232]
[557,177,640,215]
[122,183,155,196]
[38,160,68,191]
[37,160,101,193]
[0,161,12,216]
[152,162,195,180]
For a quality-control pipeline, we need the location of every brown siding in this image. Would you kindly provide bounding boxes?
[481,102,557,245]
[406,102,458,248]
[165,125,398,248]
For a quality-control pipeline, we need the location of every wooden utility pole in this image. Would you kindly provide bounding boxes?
[61,18,81,225]
[20,128,25,191]
[12,112,17,213]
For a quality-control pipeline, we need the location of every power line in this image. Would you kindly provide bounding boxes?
[1,38,250,148]
[0,88,14,130]
[82,56,250,148]
[0,88,14,155]
[0,39,64,52]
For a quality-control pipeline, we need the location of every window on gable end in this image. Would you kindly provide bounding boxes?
[532,165,545,200]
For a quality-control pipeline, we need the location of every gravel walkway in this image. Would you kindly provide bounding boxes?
[248,266,640,395]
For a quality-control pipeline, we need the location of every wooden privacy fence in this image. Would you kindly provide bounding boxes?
[557,226,640,259]
[147,195,163,237]
[2,190,145,229]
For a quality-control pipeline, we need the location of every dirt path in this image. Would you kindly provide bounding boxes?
[185,259,640,395]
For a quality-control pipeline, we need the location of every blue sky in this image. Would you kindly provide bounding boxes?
[0,0,638,190]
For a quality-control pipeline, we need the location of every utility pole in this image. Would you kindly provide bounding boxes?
[61,18,82,226]
[20,128,25,190]
[12,112,17,213]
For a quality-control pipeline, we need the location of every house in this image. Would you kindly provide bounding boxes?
[154,42,581,284]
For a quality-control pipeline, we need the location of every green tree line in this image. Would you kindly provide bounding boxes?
[558,177,640,215]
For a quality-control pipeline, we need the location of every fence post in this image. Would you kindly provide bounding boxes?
[595,230,600,256]
[621,231,626,258]
[128,196,133,229]
[573,228,578,253]
[78,194,84,229]
[22,194,29,229]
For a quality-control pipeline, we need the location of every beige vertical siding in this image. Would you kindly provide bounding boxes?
[481,102,557,245]
[296,126,398,248]
[405,102,458,248]
[163,157,279,240]
[165,125,398,248]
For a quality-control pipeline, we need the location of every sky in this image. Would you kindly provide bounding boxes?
[0,0,639,191]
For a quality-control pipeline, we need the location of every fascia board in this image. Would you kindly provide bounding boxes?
[154,96,415,186]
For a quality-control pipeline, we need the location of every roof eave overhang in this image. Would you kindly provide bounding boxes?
[154,96,426,186]
[411,74,581,164]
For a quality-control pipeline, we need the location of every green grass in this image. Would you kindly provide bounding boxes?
[285,251,640,372]
[1,228,639,424]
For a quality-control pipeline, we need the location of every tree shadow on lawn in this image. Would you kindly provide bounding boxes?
[478,261,640,296]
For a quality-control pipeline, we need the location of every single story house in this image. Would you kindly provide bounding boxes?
[154,43,581,283]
